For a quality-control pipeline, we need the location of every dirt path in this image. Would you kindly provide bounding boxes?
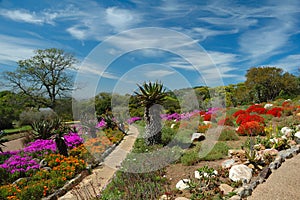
[248,153,300,200]
[2,137,24,152]
[58,125,139,200]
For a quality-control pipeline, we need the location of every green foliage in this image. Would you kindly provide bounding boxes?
[200,142,229,161]
[0,91,25,129]
[95,92,112,117]
[100,169,167,200]
[31,118,62,139]
[218,127,239,141]
[245,66,300,102]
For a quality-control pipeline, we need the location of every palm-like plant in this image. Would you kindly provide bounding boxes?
[135,81,167,145]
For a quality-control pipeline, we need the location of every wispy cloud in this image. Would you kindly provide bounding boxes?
[268,54,300,73]
[0,8,56,25]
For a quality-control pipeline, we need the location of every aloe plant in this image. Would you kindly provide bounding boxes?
[31,117,62,139]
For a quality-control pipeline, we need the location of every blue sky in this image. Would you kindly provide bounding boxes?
[1,0,300,96]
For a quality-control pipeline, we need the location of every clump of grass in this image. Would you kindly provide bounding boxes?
[99,169,168,200]
[218,127,239,141]
[181,142,230,165]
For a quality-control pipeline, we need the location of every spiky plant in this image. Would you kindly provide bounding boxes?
[135,81,167,145]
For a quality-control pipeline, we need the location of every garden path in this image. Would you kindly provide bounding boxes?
[2,137,24,152]
[248,153,300,200]
[58,125,139,200]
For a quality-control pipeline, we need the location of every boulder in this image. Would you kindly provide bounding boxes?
[175,197,190,200]
[281,127,293,136]
[191,133,205,143]
[221,159,235,169]
[176,179,190,191]
[264,103,273,109]
[229,164,252,183]
[228,149,245,158]
[219,183,234,195]
[295,131,300,144]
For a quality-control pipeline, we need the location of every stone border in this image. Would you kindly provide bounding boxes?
[232,144,300,199]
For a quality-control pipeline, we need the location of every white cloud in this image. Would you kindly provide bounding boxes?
[145,69,175,78]
[105,7,140,32]
[268,54,300,73]
[0,34,48,66]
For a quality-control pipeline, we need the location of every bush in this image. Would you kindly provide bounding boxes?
[200,142,229,161]
[218,127,239,141]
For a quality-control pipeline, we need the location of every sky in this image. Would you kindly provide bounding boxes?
[0,0,300,97]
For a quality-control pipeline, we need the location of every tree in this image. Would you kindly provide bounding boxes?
[245,66,299,102]
[3,48,77,109]
[135,81,167,145]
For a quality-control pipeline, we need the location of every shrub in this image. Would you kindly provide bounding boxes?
[218,127,239,141]
[266,107,282,117]
[200,142,229,161]
[237,121,265,136]
[236,114,265,125]
[217,117,235,126]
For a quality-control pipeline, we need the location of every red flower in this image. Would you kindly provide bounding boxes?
[266,107,282,117]
[203,113,212,121]
[246,104,266,114]
[236,114,265,125]
[232,110,248,118]
[237,121,265,136]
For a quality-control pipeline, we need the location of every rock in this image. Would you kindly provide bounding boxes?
[191,133,205,143]
[229,164,252,183]
[295,131,300,144]
[219,183,233,195]
[175,197,190,200]
[228,149,245,157]
[176,179,190,191]
[222,159,235,169]
[264,103,273,109]
[258,148,279,157]
[39,159,48,168]
[171,124,176,129]
[229,195,241,200]
[269,160,281,171]
[248,164,255,169]
[159,195,168,200]
[259,167,271,181]
[281,127,293,136]
[203,121,212,125]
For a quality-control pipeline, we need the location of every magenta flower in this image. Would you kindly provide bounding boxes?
[96,119,107,128]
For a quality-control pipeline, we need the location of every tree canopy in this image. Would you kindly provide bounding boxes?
[245,66,299,102]
[3,48,77,109]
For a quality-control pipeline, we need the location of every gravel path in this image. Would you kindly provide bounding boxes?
[59,125,139,200]
[248,153,300,200]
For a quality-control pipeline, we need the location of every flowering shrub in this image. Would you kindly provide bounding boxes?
[203,113,212,121]
[237,121,265,136]
[197,124,211,133]
[127,116,142,124]
[232,110,248,118]
[266,107,282,117]
[217,117,234,126]
[96,119,107,128]
[236,114,265,125]
[246,104,266,114]
[0,154,39,174]
[64,132,84,148]
[23,139,56,153]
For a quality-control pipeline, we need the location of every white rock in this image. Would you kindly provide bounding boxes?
[191,133,205,142]
[295,131,300,139]
[222,159,235,169]
[281,127,293,135]
[175,197,190,200]
[229,164,252,183]
[203,121,212,125]
[264,103,273,109]
[176,179,190,191]
[159,195,168,200]
[219,183,234,195]
[171,124,176,129]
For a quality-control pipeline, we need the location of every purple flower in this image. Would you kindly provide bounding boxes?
[64,132,84,148]
[24,139,57,153]
[96,119,107,128]
[127,117,142,124]
[0,154,40,174]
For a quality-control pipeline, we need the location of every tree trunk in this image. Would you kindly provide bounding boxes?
[144,104,162,145]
